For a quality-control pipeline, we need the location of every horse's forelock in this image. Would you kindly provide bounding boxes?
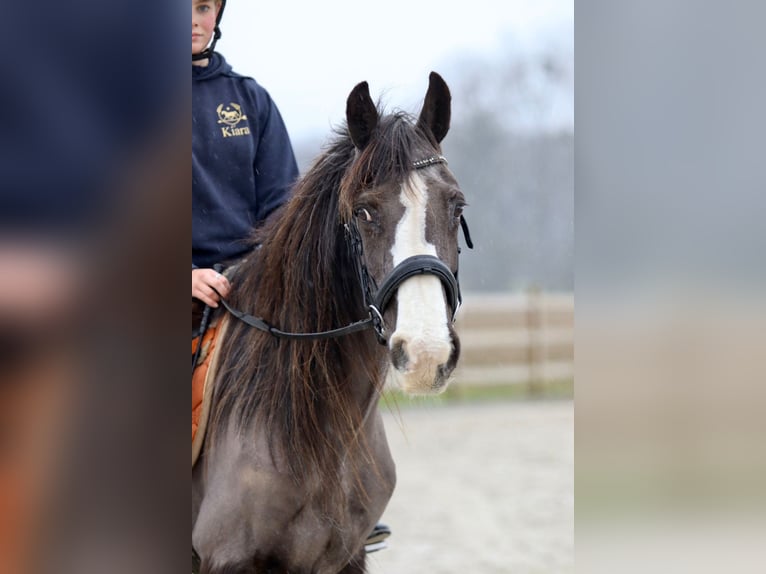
[339,113,435,218]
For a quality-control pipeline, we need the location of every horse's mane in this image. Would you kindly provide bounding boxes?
[207,111,432,504]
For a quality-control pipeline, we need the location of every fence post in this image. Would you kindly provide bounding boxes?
[526,286,544,395]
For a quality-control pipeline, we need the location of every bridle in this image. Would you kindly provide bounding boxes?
[344,155,473,343]
[215,155,473,346]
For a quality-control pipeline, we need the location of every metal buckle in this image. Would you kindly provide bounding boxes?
[368,304,387,345]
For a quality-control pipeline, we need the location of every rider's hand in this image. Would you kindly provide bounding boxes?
[192,268,231,308]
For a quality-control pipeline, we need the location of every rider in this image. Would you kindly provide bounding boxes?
[191,0,390,553]
[192,0,298,306]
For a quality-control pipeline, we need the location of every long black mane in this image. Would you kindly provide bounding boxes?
[207,112,432,499]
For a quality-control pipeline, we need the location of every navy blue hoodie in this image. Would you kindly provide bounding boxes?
[192,53,298,268]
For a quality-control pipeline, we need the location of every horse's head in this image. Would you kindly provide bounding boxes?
[340,72,468,395]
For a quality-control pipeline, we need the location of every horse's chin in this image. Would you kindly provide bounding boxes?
[386,361,455,395]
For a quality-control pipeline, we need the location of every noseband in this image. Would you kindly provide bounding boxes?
[215,155,473,346]
[345,155,473,344]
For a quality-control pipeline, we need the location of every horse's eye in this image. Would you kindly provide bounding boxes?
[355,207,374,223]
[453,204,465,219]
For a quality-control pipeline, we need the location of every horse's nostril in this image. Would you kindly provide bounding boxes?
[390,339,408,371]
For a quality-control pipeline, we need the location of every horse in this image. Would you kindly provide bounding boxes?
[192,72,471,574]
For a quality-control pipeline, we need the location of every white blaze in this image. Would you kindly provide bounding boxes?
[388,172,452,393]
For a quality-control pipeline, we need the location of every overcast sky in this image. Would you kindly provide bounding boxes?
[220,0,573,139]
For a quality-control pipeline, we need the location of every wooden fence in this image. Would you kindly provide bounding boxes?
[453,291,574,387]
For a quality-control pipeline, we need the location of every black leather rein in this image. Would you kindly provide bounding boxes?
[217,155,472,345]
[218,296,374,341]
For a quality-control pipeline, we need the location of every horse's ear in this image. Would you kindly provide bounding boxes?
[346,81,378,150]
[417,72,451,144]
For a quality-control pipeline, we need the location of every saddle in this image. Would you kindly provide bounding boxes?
[192,264,236,466]
[192,313,228,467]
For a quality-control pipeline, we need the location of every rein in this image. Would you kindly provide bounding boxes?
[216,155,472,345]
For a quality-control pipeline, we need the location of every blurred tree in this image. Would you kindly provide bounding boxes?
[443,35,573,292]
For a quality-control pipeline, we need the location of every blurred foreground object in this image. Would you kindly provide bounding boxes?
[577,1,766,571]
[0,1,187,572]
[0,241,82,572]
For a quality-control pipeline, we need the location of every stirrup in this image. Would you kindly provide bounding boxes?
[364,523,391,553]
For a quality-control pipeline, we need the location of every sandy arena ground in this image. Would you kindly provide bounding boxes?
[367,400,573,574]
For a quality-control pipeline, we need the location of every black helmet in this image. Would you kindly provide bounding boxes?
[192,0,227,61]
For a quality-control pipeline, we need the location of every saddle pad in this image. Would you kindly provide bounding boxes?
[192,315,228,468]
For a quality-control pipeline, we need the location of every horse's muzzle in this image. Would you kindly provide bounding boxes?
[388,327,460,394]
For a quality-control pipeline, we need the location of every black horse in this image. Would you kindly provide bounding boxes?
[192,72,468,573]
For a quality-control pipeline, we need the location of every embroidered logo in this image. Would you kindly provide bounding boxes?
[216,103,250,138]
